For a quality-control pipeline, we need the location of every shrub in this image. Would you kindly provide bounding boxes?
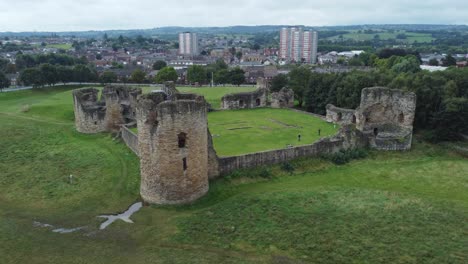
[280,162,295,174]
[324,148,368,165]
[257,167,273,179]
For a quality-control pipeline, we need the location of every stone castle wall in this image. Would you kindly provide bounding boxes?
[72,88,106,134]
[271,87,294,108]
[217,126,368,176]
[221,88,268,110]
[137,92,209,205]
[121,126,139,156]
[73,86,142,133]
[355,87,416,132]
[326,104,356,125]
[355,87,416,151]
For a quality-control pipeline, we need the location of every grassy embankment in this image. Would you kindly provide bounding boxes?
[0,86,467,263]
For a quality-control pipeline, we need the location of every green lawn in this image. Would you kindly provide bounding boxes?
[142,86,257,109]
[209,108,338,156]
[46,43,73,50]
[1,86,467,264]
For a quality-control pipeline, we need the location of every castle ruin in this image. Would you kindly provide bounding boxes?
[72,86,142,133]
[221,78,268,110]
[326,87,417,150]
[72,83,417,205]
[271,87,295,108]
[136,92,211,204]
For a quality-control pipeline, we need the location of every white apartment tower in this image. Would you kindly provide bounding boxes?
[279,27,318,64]
[179,32,199,56]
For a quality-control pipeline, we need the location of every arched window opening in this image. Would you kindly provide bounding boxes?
[352,115,356,124]
[239,100,244,107]
[373,128,379,136]
[182,158,187,171]
[256,98,261,106]
[178,132,187,148]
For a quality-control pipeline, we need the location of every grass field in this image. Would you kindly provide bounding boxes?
[209,108,337,156]
[1,86,467,263]
[327,30,434,43]
[46,43,73,50]
[142,86,257,109]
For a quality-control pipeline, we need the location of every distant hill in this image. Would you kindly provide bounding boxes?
[0,24,467,38]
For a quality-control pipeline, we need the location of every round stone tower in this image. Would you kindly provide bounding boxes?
[136,92,209,205]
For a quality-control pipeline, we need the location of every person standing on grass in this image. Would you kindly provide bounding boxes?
[318,129,321,136]
[298,134,301,142]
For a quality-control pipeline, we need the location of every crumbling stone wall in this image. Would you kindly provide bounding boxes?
[355,87,416,150]
[72,88,106,133]
[102,86,142,131]
[220,78,270,110]
[137,92,209,205]
[73,86,142,133]
[221,88,268,110]
[271,87,295,108]
[326,104,356,125]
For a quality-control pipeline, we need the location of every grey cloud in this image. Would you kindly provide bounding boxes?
[0,0,467,31]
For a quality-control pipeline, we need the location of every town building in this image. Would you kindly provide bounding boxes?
[179,32,199,56]
[279,27,318,64]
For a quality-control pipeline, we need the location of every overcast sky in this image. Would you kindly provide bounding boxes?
[0,0,467,32]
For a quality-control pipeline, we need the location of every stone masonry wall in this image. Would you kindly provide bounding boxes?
[221,88,268,110]
[326,104,356,125]
[271,87,294,108]
[121,126,139,156]
[217,126,368,176]
[72,88,106,134]
[137,92,209,205]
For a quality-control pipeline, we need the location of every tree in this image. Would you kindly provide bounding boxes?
[56,66,74,84]
[252,43,261,51]
[235,51,243,61]
[39,63,58,86]
[429,58,439,66]
[0,58,8,72]
[131,69,146,83]
[0,71,10,91]
[20,68,44,88]
[288,66,311,107]
[100,71,117,84]
[73,64,93,84]
[187,65,207,84]
[152,60,167,70]
[228,68,245,86]
[442,54,457,67]
[214,69,229,84]
[155,67,178,83]
[430,98,468,141]
[391,55,421,74]
[270,74,288,92]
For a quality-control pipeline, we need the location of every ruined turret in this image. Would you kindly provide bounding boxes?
[72,88,106,134]
[72,86,142,133]
[136,92,210,205]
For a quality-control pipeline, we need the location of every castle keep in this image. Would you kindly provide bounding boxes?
[136,92,210,204]
[73,83,416,205]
